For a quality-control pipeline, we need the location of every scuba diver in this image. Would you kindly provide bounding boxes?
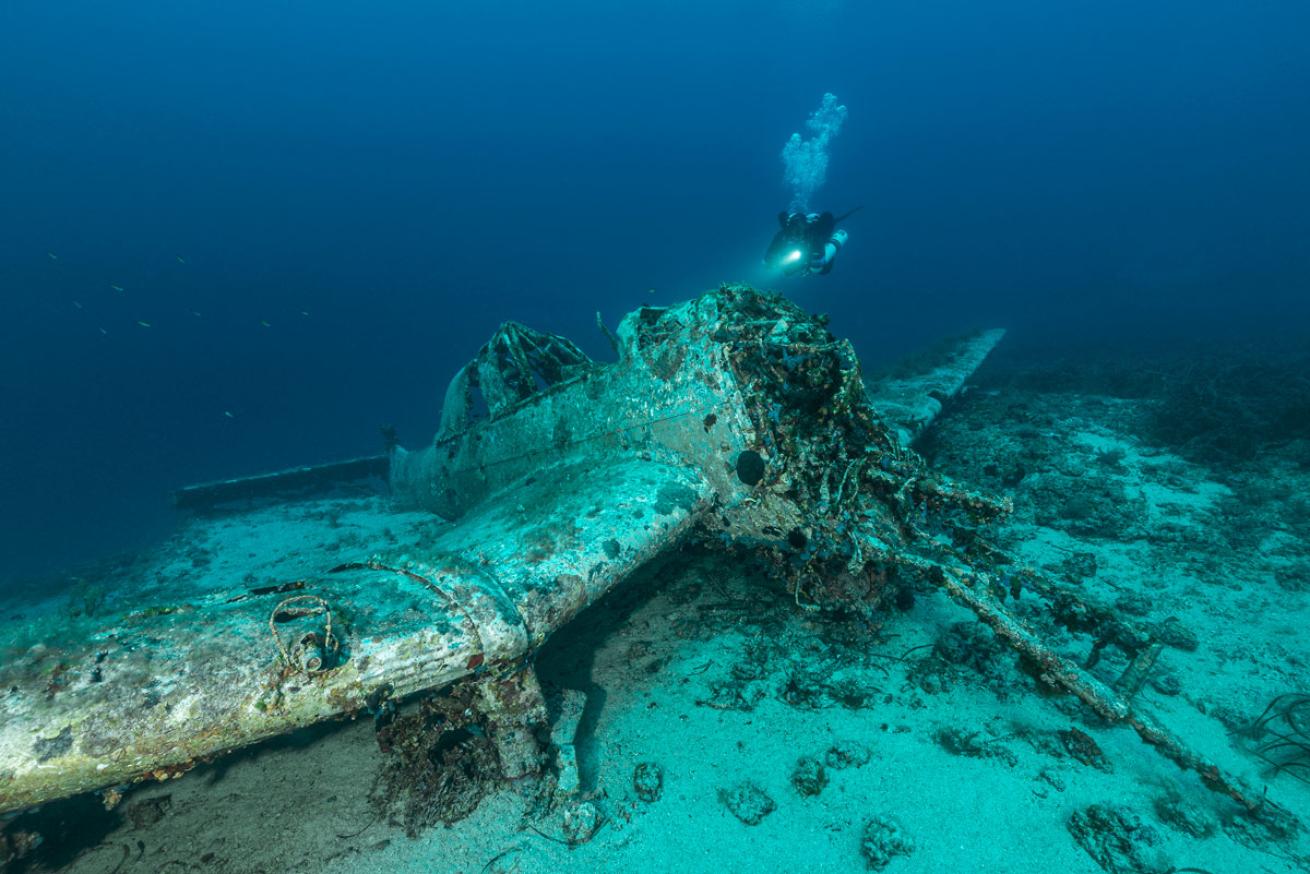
[764,207,860,276]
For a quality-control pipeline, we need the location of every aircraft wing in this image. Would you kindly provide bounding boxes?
[864,328,1006,446]
[0,455,710,814]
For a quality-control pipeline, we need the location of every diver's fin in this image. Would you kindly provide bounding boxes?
[864,328,1006,446]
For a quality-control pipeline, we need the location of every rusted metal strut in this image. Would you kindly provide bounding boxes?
[920,556,1267,813]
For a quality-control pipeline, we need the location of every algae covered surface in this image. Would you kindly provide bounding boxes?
[4,346,1309,874]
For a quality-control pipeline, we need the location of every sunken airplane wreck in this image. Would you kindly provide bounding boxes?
[0,284,1277,818]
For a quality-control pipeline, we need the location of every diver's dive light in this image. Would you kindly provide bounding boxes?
[783,249,803,265]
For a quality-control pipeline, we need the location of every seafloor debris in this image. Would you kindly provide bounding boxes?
[859,815,914,871]
[1151,787,1218,839]
[932,726,1018,767]
[718,781,776,826]
[1221,801,1304,853]
[1149,616,1199,652]
[790,756,828,797]
[1148,673,1182,697]
[1058,550,1098,582]
[561,800,603,845]
[1059,726,1113,772]
[632,762,663,803]
[369,687,502,837]
[913,620,1015,696]
[825,739,872,770]
[1066,804,1171,874]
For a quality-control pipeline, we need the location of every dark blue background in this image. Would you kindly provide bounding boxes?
[2,1,1308,581]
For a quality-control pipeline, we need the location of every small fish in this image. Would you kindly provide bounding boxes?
[176,256,187,264]
[47,252,58,261]
[223,411,235,419]
[260,320,271,328]
[299,311,309,317]
[191,311,202,318]
[99,327,108,336]
[137,320,151,328]
[73,301,83,310]
[110,284,124,292]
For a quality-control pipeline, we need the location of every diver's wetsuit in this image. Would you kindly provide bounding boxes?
[765,210,850,276]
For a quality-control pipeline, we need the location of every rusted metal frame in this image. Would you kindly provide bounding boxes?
[482,324,587,411]
[893,549,1268,813]
[944,531,1156,674]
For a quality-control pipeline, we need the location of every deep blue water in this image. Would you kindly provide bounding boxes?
[2,1,1308,581]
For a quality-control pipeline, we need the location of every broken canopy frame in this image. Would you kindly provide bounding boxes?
[0,286,1274,817]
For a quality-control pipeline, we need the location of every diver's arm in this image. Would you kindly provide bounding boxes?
[810,228,849,275]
